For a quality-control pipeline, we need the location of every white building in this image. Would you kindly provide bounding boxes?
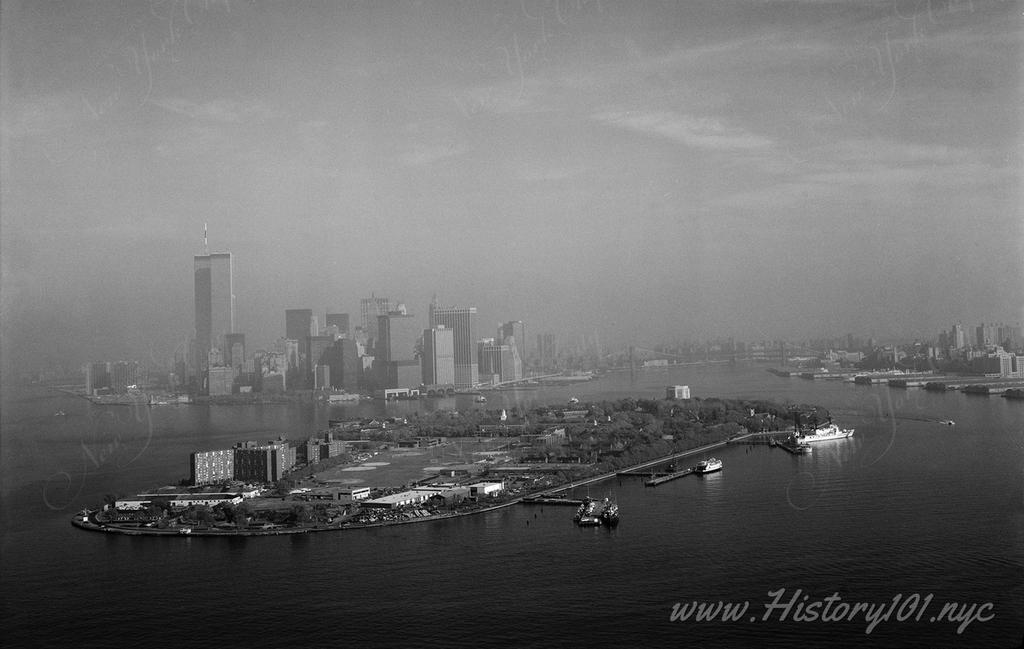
[666,385,691,400]
[360,490,431,509]
[467,481,504,498]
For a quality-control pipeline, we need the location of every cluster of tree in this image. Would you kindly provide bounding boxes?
[515,397,809,474]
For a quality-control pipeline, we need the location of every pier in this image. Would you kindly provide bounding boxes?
[776,440,811,454]
[520,496,584,506]
[643,468,695,486]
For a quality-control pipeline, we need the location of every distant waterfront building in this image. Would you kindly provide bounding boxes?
[190,449,235,485]
[306,335,335,388]
[194,253,235,375]
[225,333,246,368]
[256,350,288,393]
[537,333,557,370]
[976,323,998,348]
[478,339,519,385]
[429,301,478,388]
[109,361,139,393]
[499,321,526,364]
[360,295,391,349]
[286,309,316,340]
[422,325,456,386]
[377,309,421,389]
[325,338,361,392]
[207,366,235,396]
[951,323,967,350]
[86,362,110,395]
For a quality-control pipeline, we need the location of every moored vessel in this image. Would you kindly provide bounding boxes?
[598,498,619,527]
[694,457,723,474]
[794,422,854,444]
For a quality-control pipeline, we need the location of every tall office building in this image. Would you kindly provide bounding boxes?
[307,335,335,389]
[428,301,477,388]
[325,313,350,337]
[225,333,246,367]
[422,325,456,386]
[285,309,316,389]
[86,362,110,395]
[377,310,421,389]
[285,309,316,340]
[360,295,391,348]
[478,340,519,385]
[325,338,360,392]
[498,320,525,378]
[537,333,557,370]
[194,253,235,372]
[498,321,526,362]
[951,323,967,350]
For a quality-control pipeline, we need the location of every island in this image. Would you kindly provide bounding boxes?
[72,395,817,537]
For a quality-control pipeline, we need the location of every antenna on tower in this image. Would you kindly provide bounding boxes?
[204,223,209,255]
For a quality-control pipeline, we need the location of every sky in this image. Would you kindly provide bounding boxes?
[1,0,1022,373]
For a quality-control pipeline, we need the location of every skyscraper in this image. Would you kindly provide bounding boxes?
[285,309,315,340]
[377,310,421,389]
[194,253,235,372]
[498,321,526,361]
[498,320,526,377]
[285,309,316,388]
[429,301,477,388]
[360,295,391,349]
[422,325,456,386]
[325,313,350,337]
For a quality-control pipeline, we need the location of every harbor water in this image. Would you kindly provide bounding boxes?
[2,364,1021,648]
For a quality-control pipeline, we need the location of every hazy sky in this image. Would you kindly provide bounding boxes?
[2,0,1021,371]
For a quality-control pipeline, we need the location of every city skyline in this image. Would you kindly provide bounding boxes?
[2,1,1021,377]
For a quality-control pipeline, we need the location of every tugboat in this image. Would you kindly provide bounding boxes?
[694,457,723,474]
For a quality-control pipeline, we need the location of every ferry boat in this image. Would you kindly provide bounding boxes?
[794,422,854,443]
[694,457,723,474]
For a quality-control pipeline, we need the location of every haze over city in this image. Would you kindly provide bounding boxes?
[2,0,1021,374]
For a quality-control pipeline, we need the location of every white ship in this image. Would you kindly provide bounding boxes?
[794,422,854,443]
[694,457,723,474]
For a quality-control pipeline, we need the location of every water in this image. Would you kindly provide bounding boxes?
[2,364,1022,648]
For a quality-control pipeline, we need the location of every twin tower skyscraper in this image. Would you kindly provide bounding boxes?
[194,252,235,372]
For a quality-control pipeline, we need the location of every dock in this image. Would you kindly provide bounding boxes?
[776,440,812,454]
[644,468,695,486]
[520,496,584,506]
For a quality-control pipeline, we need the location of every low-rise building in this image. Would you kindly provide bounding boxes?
[467,481,504,498]
[360,490,431,509]
[116,492,244,510]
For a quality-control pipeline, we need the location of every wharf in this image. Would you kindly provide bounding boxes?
[854,372,935,385]
[520,496,584,506]
[644,468,695,486]
[776,440,811,454]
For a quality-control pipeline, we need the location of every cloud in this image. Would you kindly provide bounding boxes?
[148,97,276,123]
[592,110,774,151]
[710,137,1018,210]
[397,143,466,167]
